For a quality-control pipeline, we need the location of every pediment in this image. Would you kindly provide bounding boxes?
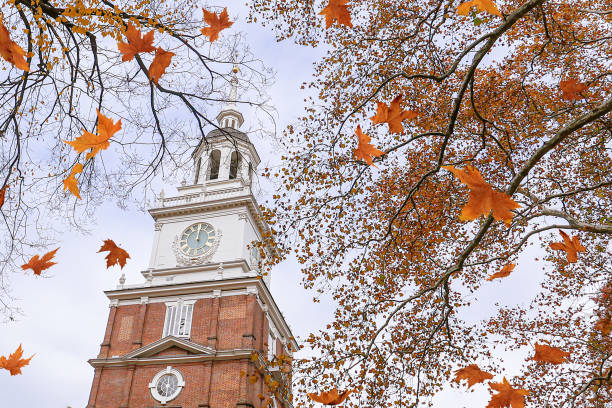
[123,336,215,359]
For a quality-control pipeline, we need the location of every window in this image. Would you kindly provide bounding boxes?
[162,300,194,338]
[229,151,240,179]
[268,325,277,360]
[208,150,221,180]
[194,157,202,184]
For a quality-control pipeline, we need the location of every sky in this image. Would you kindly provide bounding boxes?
[0,3,548,407]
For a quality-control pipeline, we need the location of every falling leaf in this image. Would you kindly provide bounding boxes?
[0,21,29,71]
[63,163,83,199]
[443,165,520,226]
[307,388,353,405]
[354,125,383,166]
[531,343,570,364]
[0,185,7,209]
[0,345,34,375]
[149,47,174,85]
[453,364,494,387]
[549,230,585,263]
[21,248,59,276]
[559,79,588,101]
[486,264,515,281]
[98,239,130,269]
[486,378,529,408]
[117,24,155,61]
[370,94,418,134]
[201,8,234,42]
[64,110,122,160]
[319,0,353,29]
[457,0,502,17]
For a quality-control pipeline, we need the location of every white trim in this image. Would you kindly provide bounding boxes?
[124,336,215,359]
[149,366,185,404]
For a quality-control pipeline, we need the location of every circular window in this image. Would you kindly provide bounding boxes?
[149,366,185,404]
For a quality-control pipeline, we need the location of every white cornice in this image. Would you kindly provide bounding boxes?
[139,259,251,279]
[124,336,215,359]
[89,348,254,368]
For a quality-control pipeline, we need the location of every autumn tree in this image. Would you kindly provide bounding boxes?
[249,0,611,407]
[0,0,272,318]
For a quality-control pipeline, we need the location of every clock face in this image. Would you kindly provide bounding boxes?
[179,222,216,257]
[156,373,179,397]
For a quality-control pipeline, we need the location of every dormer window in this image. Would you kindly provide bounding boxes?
[163,300,195,338]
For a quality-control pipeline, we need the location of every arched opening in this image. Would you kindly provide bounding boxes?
[229,151,240,179]
[194,157,202,184]
[207,150,221,180]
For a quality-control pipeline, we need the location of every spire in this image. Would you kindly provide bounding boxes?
[216,64,244,129]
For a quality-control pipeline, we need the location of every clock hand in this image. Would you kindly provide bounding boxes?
[196,224,202,241]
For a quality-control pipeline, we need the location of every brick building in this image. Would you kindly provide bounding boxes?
[86,72,296,408]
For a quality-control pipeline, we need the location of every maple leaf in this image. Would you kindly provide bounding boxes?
[319,0,353,29]
[549,230,585,263]
[443,165,520,226]
[0,185,7,209]
[201,8,234,42]
[63,163,83,199]
[531,343,570,364]
[0,345,34,375]
[307,388,353,405]
[21,248,59,276]
[149,47,174,85]
[98,239,130,269]
[354,125,384,166]
[559,79,588,101]
[117,24,155,62]
[64,110,122,160]
[457,0,502,17]
[0,21,29,71]
[486,378,529,408]
[486,263,515,281]
[370,94,418,134]
[453,364,494,387]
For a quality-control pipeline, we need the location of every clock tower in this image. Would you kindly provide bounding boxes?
[86,75,296,408]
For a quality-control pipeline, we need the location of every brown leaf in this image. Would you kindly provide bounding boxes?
[0,21,29,71]
[319,0,353,29]
[486,263,515,281]
[21,248,59,276]
[370,94,418,134]
[98,239,130,269]
[201,8,234,42]
[0,344,34,375]
[443,165,520,226]
[453,364,494,387]
[63,163,83,199]
[307,388,353,405]
[486,377,529,408]
[559,79,588,101]
[117,24,155,62]
[64,110,122,160]
[531,343,570,365]
[0,185,7,209]
[149,47,174,85]
[457,0,502,17]
[354,125,383,166]
[549,230,585,263]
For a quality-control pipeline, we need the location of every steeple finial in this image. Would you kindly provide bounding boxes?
[216,62,244,129]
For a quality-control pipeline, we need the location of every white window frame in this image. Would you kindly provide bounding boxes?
[268,320,278,360]
[162,299,196,339]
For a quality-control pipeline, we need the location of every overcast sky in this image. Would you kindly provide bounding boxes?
[0,4,546,407]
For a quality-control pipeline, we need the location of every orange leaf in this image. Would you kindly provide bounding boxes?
[64,110,122,160]
[63,163,83,199]
[149,47,174,85]
[319,0,353,29]
[486,378,529,408]
[201,8,234,42]
[248,374,258,384]
[457,0,502,17]
[354,125,383,166]
[453,364,494,387]
[549,230,585,263]
[21,248,59,276]
[98,239,130,269]
[443,165,520,226]
[0,185,7,209]
[531,343,570,365]
[117,24,155,62]
[307,388,353,405]
[595,316,611,336]
[486,263,515,281]
[559,79,588,101]
[0,21,29,71]
[370,94,418,134]
[0,344,34,375]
